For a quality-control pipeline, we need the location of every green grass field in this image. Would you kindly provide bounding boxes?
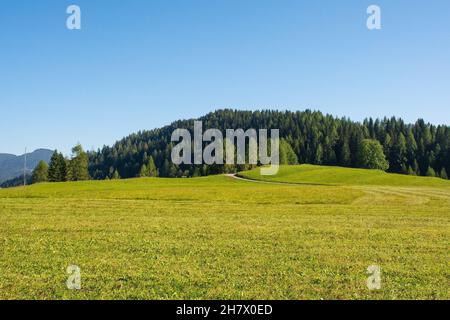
[240,164,450,187]
[0,165,449,300]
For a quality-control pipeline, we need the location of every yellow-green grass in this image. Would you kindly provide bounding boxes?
[240,164,450,187]
[0,168,449,300]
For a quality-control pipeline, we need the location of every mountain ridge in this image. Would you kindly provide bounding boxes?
[0,149,54,183]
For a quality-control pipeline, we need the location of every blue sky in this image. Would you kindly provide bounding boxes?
[1,0,449,155]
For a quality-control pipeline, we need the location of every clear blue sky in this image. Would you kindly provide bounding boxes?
[1,0,449,155]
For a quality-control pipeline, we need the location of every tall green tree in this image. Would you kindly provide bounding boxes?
[147,156,158,177]
[68,144,90,181]
[390,133,407,173]
[440,168,448,180]
[406,129,418,164]
[111,169,121,180]
[339,140,351,167]
[279,139,298,165]
[426,166,436,177]
[139,164,148,177]
[32,160,49,184]
[358,139,389,171]
[48,151,67,182]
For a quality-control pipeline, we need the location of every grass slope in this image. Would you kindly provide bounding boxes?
[240,164,450,187]
[0,169,449,300]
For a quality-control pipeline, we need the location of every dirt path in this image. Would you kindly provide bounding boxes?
[225,173,286,185]
[224,174,328,186]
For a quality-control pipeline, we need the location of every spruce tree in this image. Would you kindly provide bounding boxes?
[440,168,448,180]
[66,158,73,181]
[162,159,170,177]
[400,164,408,174]
[139,164,148,177]
[168,163,177,177]
[279,139,298,165]
[406,129,418,160]
[390,133,407,173]
[412,159,420,176]
[340,141,351,167]
[112,169,121,180]
[48,151,67,182]
[147,156,158,177]
[426,167,436,177]
[48,151,59,182]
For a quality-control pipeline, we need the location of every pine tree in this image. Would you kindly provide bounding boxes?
[401,163,408,174]
[390,133,407,173]
[340,140,351,167]
[279,139,298,165]
[440,168,448,180]
[32,160,49,184]
[426,166,436,177]
[139,164,148,177]
[48,151,67,182]
[111,169,121,180]
[66,158,73,181]
[412,159,420,176]
[383,133,392,157]
[48,151,59,182]
[147,156,158,177]
[168,163,177,177]
[406,129,417,164]
[315,145,323,165]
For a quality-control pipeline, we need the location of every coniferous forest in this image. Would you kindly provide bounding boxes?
[87,109,450,180]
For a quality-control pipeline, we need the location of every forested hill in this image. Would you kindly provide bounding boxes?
[88,109,450,180]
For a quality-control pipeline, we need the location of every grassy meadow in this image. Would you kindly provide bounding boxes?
[240,164,450,187]
[0,165,449,299]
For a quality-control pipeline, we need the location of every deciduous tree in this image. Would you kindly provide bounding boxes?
[32,160,49,184]
[358,139,389,171]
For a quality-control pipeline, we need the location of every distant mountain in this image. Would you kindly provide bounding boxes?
[0,149,54,183]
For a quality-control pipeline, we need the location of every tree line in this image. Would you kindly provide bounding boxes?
[85,109,449,180]
[31,144,90,184]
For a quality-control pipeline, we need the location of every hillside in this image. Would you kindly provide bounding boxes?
[0,149,53,183]
[0,174,32,188]
[240,165,450,187]
[88,109,450,181]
